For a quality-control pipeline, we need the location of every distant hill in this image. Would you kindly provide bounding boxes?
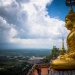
[0,49,52,57]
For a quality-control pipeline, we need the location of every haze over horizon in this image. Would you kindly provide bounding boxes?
[0,0,75,49]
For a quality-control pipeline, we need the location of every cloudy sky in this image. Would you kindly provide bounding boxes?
[0,0,75,49]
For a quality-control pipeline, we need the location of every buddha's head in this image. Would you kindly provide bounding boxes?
[65,7,75,30]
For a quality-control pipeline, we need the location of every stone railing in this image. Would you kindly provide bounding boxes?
[35,63,50,68]
[27,63,50,75]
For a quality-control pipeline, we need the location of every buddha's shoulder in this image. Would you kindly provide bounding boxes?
[68,31,75,39]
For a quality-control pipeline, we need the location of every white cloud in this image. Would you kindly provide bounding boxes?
[21,0,68,39]
[0,16,17,43]
[0,0,69,49]
[9,28,17,38]
[8,38,58,48]
[0,0,14,6]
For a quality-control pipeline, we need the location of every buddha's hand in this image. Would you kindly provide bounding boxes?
[57,55,65,59]
[57,54,69,59]
[64,54,69,58]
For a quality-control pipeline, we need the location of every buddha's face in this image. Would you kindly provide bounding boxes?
[65,18,73,30]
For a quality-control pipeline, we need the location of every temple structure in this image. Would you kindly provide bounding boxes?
[60,38,66,55]
[27,63,50,75]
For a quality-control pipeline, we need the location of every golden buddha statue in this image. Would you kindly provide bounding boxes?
[52,7,75,70]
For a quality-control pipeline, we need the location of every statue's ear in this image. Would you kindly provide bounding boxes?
[71,17,75,23]
[72,17,75,20]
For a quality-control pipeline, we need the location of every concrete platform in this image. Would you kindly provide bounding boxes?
[49,69,75,75]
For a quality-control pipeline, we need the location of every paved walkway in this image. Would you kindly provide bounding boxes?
[33,68,49,75]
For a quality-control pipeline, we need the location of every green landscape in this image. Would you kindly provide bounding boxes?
[0,47,61,75]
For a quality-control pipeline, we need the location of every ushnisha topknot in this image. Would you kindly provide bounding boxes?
[65,6,75,22]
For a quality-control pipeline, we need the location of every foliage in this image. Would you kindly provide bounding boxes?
[45,46,60,63]
[52,46,60,57]
[0,62,32,75]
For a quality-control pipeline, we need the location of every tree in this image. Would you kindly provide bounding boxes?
[52,46,60,57]
[45,46,60,63]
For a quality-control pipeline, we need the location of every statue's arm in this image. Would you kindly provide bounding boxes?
[67,32,75,58]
